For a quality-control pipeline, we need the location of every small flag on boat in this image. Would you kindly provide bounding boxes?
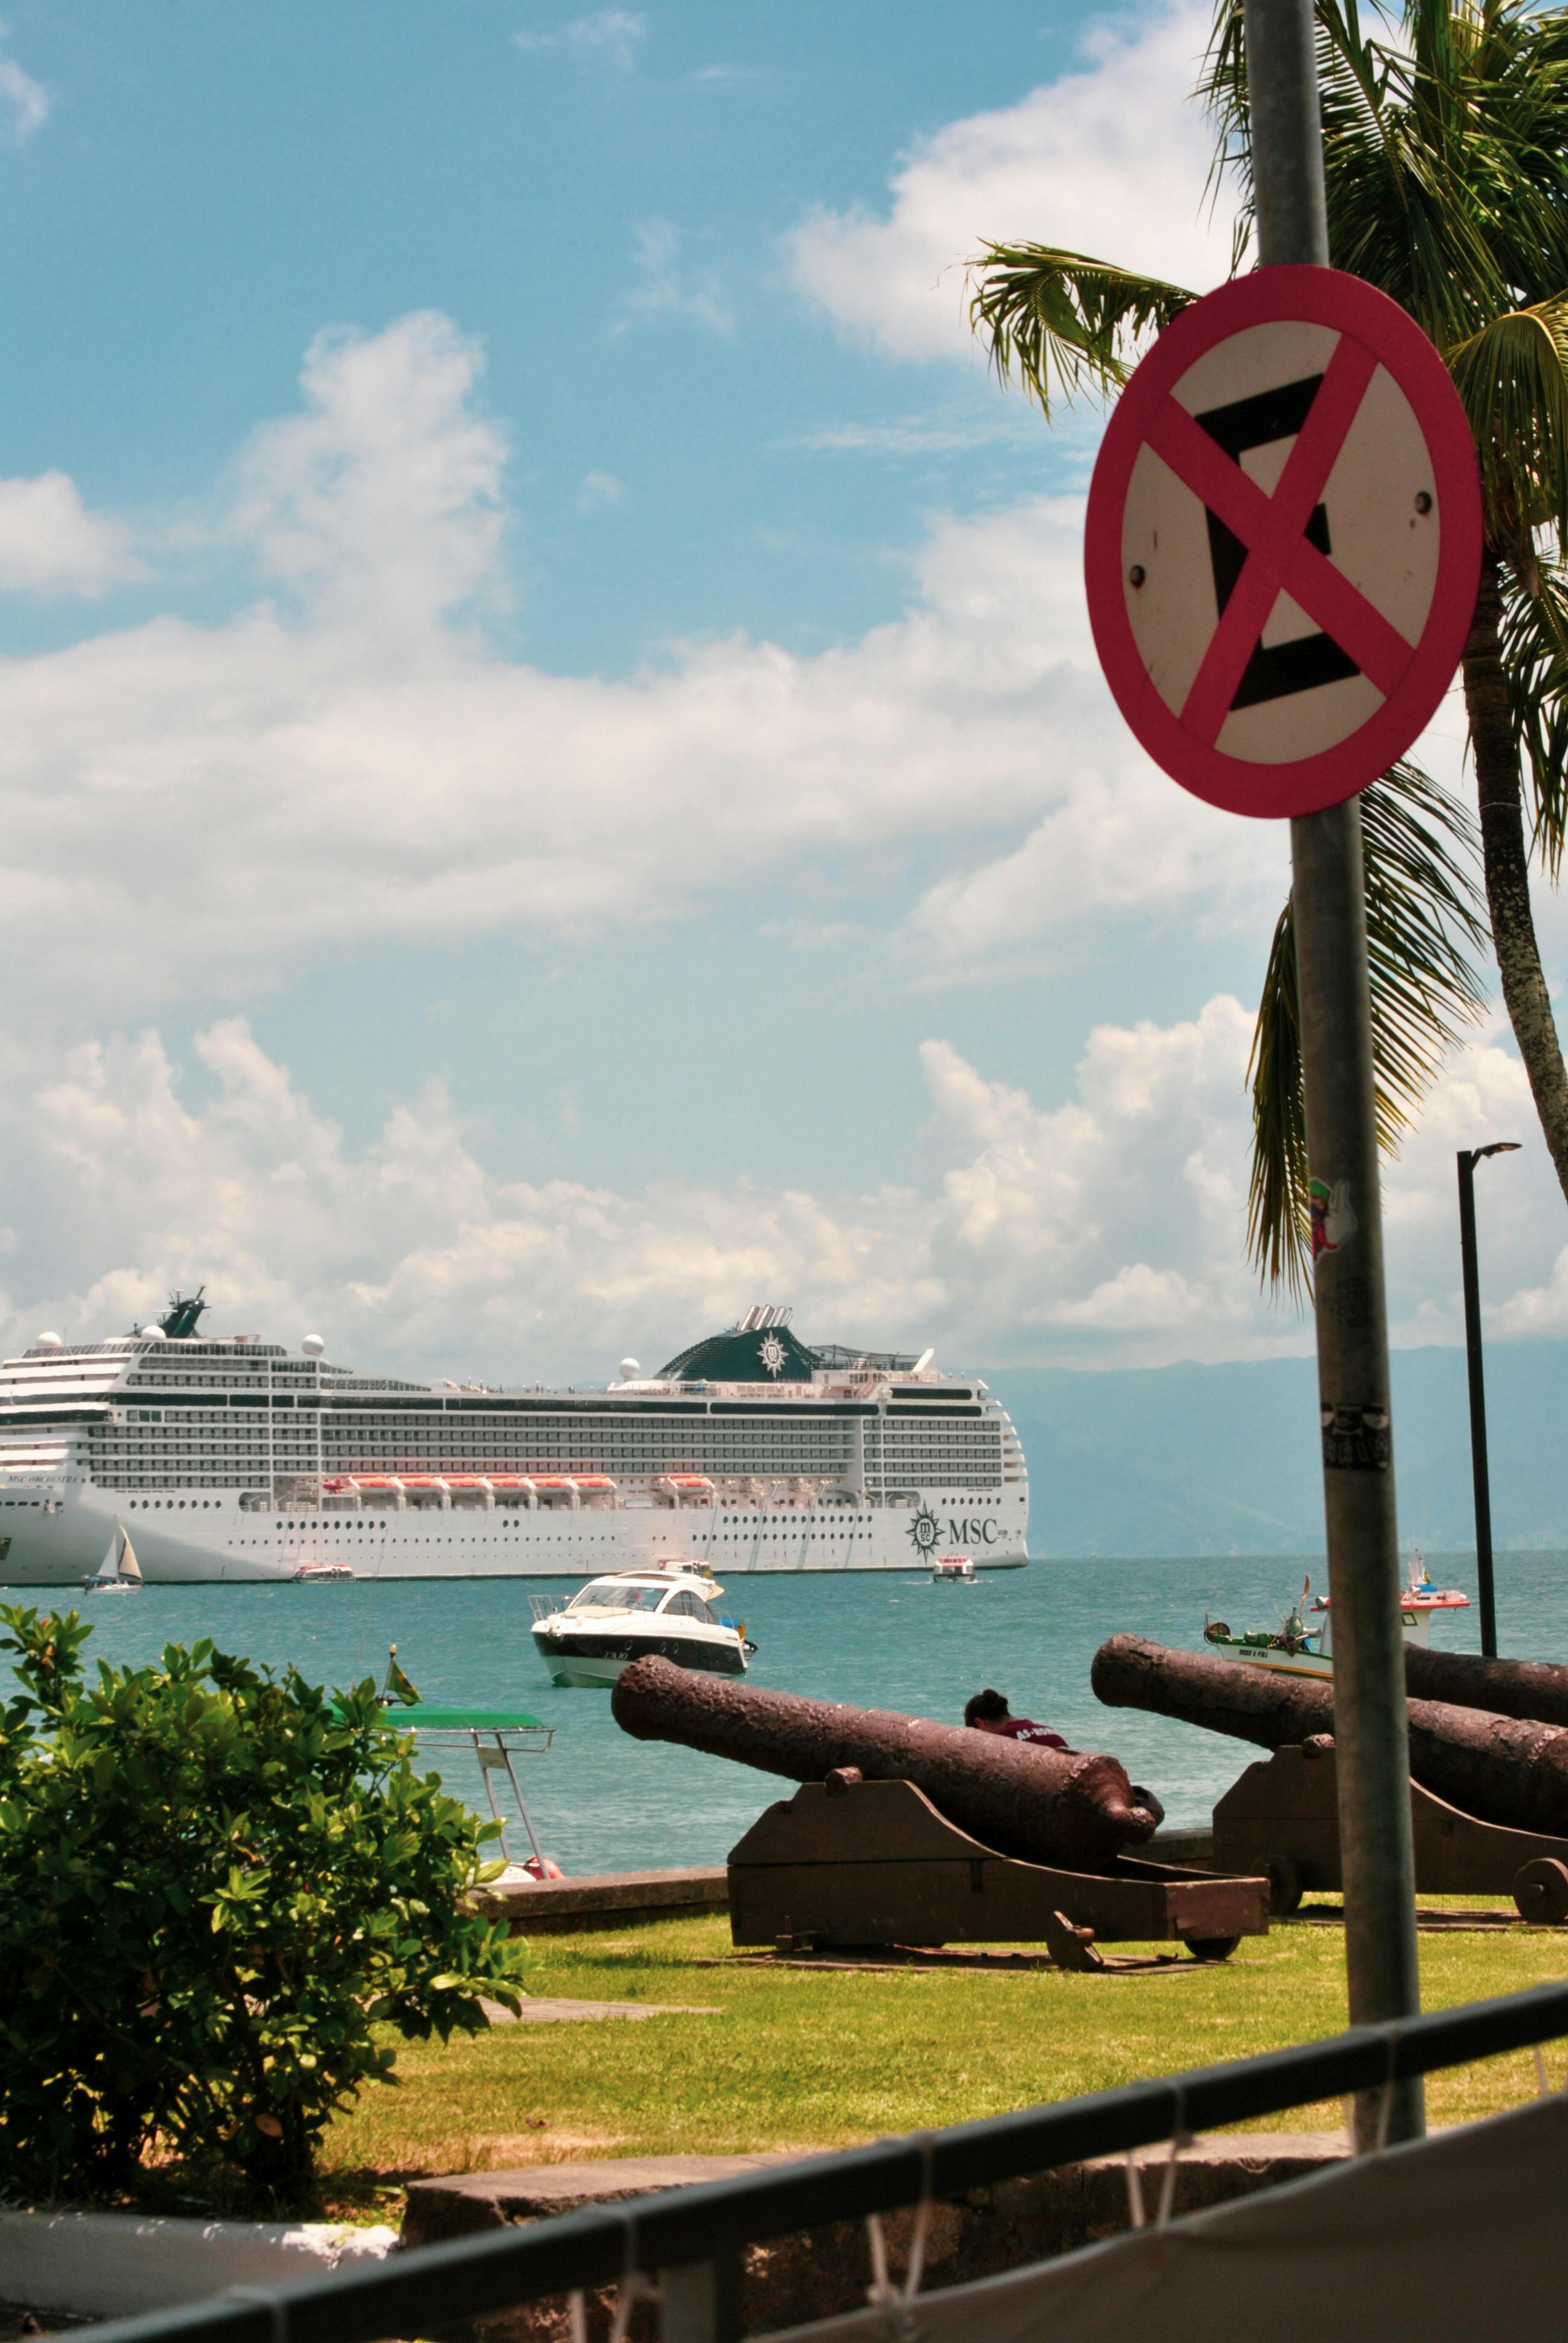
[384,1646,420,1706]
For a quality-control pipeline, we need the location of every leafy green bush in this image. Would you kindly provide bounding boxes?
[0,1607,529,2209]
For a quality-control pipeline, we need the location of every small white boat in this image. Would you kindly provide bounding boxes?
[294,1561,354,1582]
[932,1554,976,1583]
[529,1561,756,1688]
[82,1522,142,1593]
[1203,1551,1470,1680]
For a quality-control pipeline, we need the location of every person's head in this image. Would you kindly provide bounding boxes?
[964,1687,1012,1734]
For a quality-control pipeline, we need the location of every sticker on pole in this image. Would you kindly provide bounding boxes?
[1084,265,1483,819]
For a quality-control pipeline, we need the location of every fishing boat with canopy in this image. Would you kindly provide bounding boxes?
[376,1647,563,1883]
[1202,1550,1469,1680]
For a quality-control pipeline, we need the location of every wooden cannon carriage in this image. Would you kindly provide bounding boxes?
[1214,1743,1568,1919]
[729,1775,1270,1964]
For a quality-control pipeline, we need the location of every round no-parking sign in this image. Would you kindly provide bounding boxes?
[1083,265,1483,818]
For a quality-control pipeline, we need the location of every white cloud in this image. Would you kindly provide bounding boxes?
[787,1,1236,364]
[0,47,47,143]
[514,10,646,68]
[0,472,142,596]
[0,316,1284,1019]
[228,312,508,632]
[577,469,624,509]
[0,1004,1283,1378]
[911,764,1285,972]
[787,413,1039,456]
[618,218,731,336]
[2,997,1559,1380]
[917,1004,1269,1348]
[1378,1020,1568,1346]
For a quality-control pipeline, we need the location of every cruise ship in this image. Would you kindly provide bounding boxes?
[0,1296,1029,1584]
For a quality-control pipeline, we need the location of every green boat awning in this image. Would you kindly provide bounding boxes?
[386,1706,546,1731]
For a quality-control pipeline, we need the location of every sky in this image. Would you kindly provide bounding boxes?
[1,0,1566,1385]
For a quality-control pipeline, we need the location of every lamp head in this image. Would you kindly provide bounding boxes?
[1475,1142,1522,1163]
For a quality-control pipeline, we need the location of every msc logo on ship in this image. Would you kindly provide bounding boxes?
[906,1508,999,1555]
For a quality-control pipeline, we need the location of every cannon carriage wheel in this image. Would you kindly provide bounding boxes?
[1514,1857,1568,1923]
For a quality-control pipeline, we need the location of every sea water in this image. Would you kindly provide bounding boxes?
[16,1552,1559,1876]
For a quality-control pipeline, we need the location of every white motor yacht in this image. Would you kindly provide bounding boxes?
[529,1561,755,1688]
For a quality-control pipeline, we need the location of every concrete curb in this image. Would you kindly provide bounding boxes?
[475,1866,728,1935]
[0,2208,397,2319]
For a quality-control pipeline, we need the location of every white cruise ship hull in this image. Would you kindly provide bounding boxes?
[0,1481,1028,1584]
[0,1302,1030,1587]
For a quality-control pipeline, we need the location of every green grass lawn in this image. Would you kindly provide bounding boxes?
[319,1907,1568,2218]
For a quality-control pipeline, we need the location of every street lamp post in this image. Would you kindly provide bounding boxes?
[1456,1142,1520,1659]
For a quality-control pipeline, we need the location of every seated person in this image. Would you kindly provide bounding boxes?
[963,1687,1166,1826]
[963,1686,1069,1749]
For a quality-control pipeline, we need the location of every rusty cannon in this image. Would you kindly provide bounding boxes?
[1402,1644,1568,1730]
[613,1654,1158,1868]
[1092,1633,1568,1921]
[612,1656,1269,1964]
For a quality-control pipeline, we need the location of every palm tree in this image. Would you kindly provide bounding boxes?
[969,0,1568,1286]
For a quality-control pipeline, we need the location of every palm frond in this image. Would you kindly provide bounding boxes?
[1247,895,1309,1299]
[966,247,1197,418]
[1361,760,1489,1143]
[1248,761,1486,1293]
[1202,0,1568,350]
[1449,296,1568,543]
[1500,556,1568,876]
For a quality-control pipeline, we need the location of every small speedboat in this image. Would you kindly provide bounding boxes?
[529,1561,756,1688]
[294,1561,354,1582]
[932,1554,976,1583]
[83,1523,142,1593]
[1203,1551,1469,1680]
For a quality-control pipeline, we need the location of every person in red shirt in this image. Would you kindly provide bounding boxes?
[963,1686,1069,1749]
[963,1687,1166,1826]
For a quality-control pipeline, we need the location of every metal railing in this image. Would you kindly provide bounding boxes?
[74,1978,1568,2343]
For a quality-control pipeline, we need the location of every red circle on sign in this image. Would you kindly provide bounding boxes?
[1083,266,1482,818]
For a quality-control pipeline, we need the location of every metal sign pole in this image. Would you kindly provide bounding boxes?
[1243,0,1425,2145]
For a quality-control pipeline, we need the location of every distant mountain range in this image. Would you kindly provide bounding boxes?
[981,1343,1568,1558]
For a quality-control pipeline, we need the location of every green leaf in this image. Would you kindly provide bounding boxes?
[1247,762,1486,1293]
[0,1617,525,2211]
[1499,555,1568,877]
[1449,296,1568,543]
[967,246,1198,418]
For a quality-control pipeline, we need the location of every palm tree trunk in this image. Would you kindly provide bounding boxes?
[1461,550,1568,1200]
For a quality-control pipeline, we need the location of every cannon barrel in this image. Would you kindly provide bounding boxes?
[612,1655,1157,1870]
[1401,1644,1568,1729]
[1092,1633,1568,1840]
